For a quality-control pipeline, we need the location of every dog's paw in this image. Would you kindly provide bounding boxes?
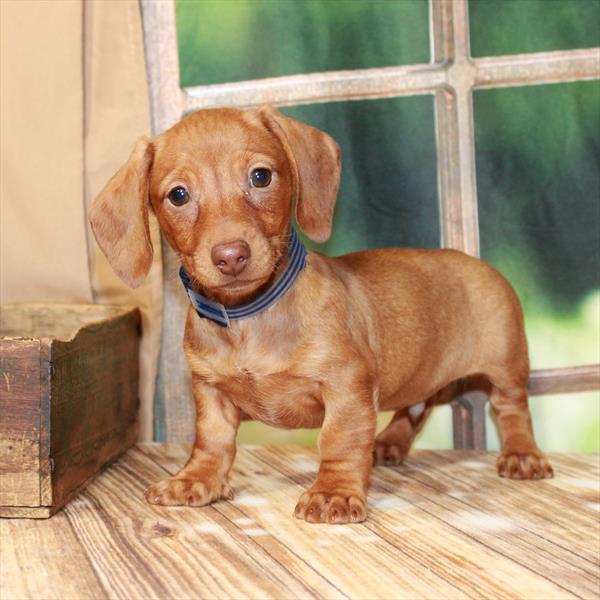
[293,491,367,524]
[144,477,234,507]
[497,452,553,480]
[373,440,408,466]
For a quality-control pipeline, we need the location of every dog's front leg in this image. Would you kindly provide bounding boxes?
[294,371,377,524]
[145,375,239,506]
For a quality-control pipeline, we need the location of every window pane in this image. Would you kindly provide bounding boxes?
[474,82,600,369]
[238,422,318,446]
[470,0,600,57]
[484,391,600,453]
[239,407,453,449]
[282,97,439,255]
[241,389,600,452]
[414,405,453,450]
[176,0,429,87]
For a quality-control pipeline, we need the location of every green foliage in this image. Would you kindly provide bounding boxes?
[469,0,600,56]
[176,0,429,87]
[476,82,600,312]
[283,98,440,256]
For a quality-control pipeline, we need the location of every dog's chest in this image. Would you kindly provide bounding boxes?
[225,369,324,429]
[189,332,324,429]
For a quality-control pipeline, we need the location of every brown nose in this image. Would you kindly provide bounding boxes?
[211,240,251,276]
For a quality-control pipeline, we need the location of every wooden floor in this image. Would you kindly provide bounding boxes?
[1,445,599,600]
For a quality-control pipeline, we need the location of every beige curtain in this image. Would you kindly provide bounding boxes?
[0,0,162,440]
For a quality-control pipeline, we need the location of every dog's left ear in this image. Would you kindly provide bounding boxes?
[259,106,341,243]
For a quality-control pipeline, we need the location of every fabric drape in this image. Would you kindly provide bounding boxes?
[0,0,162,440]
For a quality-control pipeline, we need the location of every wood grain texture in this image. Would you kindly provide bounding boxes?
[0,338,41,507]
[0,516,104,599]
[529,364,600,396]
[0,506,52,519]
[0,303,131,341]
[1,445,598,599]
[1,304,140,515]
[49,307,140,508]
[181,47,600,112]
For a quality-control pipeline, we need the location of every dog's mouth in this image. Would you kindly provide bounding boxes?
[203,272,276,307]
[215,278,265,291]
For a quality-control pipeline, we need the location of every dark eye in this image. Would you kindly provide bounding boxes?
[250,168,272,188]
[167,186,190,206]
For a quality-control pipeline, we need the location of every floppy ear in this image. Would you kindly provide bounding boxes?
[89,137,154,288]
[260,106,341,243]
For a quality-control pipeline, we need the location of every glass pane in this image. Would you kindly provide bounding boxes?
[238,422,318,446]
[484,391,600,453]
[240,407,452,448]
[475,82,600,369]
[176,0,429,87]
[283,97,440,255]
[241,389,600,452]
[414,405,453,450]
[470,0,600,57]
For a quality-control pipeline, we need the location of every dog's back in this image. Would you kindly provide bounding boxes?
[332,247,528,408]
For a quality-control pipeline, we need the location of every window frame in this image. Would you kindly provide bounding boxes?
[141,0,600,445]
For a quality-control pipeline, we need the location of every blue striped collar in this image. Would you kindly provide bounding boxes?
[180,228,307,327]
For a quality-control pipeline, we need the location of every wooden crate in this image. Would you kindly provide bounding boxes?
[0,304,141,518]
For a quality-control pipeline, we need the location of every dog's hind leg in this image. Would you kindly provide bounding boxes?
[373,401,432,466]
[373,380,468,466]
[489,380,553,479]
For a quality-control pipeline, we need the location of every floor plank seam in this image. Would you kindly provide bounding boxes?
[401,458,600,568]
[5,447,598,600]
[247,449,477,599]
[110,453,288,598]
[137,445,348,599]
[63,507,108,598]
[376,474,587,598]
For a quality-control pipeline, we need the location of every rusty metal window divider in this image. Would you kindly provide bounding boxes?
[140,0,600,446]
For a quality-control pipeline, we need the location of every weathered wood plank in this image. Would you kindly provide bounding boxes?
[0,516,104,599]
[0,338,41,507]
[2,446,599,600]
[0,506,52,519]
[145,444,588,600]
[143,444,470,599]
[139,445,346,599]
[181,47,600,112]
[0,303,129,341]
[415,451,600,564]
[0,304,140,516]
[249,446,581,600]
[63,448,336,599]
[50,308,140,508]
[39,341,52,506]
[369,451,599,598]
[529,364,600,395]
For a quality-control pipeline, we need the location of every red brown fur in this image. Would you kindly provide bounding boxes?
[90,107,552,524]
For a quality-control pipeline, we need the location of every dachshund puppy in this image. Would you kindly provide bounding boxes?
[90,107,552,524]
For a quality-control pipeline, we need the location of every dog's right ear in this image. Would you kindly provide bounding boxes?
[258,106,341,244]
[89,137,154,288]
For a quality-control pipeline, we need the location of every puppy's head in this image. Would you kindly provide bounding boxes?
[90,107,340,306]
